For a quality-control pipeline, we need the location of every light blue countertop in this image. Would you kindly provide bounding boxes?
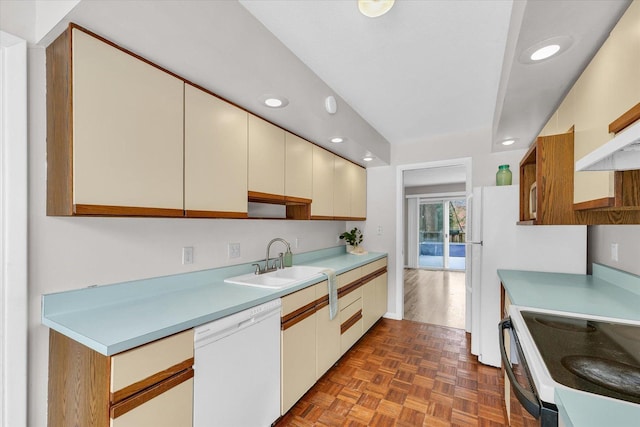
[498,264,640,321]
[556,388,640,427]
[498,264,640,426]
[42,246,386,355]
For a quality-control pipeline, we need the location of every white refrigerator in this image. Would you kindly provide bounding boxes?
[466,185,586,367]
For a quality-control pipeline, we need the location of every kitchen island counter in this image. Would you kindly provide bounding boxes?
[42,246,386,355]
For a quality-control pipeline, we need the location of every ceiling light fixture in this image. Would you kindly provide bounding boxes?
[260,94,289,108]
[363,156,374,162]
[330,137,344,143]
[530,44,560,61]
[501,139,516,146]
[358,0,395,18]
[519,36,573,65]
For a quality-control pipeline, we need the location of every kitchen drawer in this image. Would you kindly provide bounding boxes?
[110,329,194,402]
[339,286,362,311]
[281,285,316,317]
[337,267,362,290]
[361,258,387,276]
[314,280,329,299]
[110,373,193,427]
[340,297,363,355]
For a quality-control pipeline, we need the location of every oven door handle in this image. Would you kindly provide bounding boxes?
[499,318,542,419]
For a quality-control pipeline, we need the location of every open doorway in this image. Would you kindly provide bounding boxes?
[399,159,471,331]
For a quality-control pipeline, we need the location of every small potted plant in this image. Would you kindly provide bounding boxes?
[339,227,367,255]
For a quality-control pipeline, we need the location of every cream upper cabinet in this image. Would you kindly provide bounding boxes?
[248,114,285,196]
[285,132,313,200]
[349,162,367,219]
[560,1,639,205]
[184,84,248,217]
[333,156,351,218]
[311,146,335,218]
[71,27,184,213]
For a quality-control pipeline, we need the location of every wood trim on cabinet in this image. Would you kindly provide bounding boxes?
[74,204,184,217]
[185,210,248,219]
[340,310,363,334]
[248,191,287,204]
[48,330,111,427]
[337,267,387,299]
[609,102,640,134]
[310,215,335,220]
[109,357,194,404]
[281,304,316,331]
[109,368,194,419]
[286,204,311,220]
[284,196,312,205]
[573,198,616,211]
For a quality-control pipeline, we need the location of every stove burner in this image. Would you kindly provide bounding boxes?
[534,316,597,333]
[562,355,640,398]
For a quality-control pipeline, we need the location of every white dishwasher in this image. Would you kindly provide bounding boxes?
[193,298,281,427]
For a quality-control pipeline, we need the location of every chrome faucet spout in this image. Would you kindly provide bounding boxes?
[263,238,291,273]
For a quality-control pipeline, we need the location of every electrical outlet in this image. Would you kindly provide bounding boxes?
[611,243,619,262]
[377,225,383,235]
[228,243,241,259]
[295,238,300,249]
[182,247,194,265]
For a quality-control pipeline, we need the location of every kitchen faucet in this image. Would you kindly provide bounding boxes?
[256,238,291,274]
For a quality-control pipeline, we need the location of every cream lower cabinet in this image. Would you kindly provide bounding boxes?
[315,282,341,378]
[48,329,194,427]
[184,84,248,218]
[361,258,388,332]
[340,291,364,355]
[281,286,317,415]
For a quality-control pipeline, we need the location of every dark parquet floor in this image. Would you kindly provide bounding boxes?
[275,318,525,427]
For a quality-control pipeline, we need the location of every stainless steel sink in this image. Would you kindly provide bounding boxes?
[224,265,327,289]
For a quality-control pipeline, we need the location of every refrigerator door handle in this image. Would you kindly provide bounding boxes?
[466,241,483,246]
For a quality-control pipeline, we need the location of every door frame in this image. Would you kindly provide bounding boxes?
[395,158,472,329]
[0,31,28,427]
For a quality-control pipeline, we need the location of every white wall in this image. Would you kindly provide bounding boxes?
[26,46,345,427]
[363,128,527,319]
[588,225,640,276]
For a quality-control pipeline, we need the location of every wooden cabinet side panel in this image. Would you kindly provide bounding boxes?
[184,84,248,214]
[46,29,73,216]
[536,132,577,224]
[48,330,110,427]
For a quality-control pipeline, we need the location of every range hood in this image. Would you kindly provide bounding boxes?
[576,119,640,171]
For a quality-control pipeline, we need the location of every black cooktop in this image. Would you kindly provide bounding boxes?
[522,311,640,404]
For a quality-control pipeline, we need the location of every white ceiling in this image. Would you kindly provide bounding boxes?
[403,166,467,188]
[37,0,631,169]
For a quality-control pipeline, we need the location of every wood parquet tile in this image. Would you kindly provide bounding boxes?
[275,319,530,427]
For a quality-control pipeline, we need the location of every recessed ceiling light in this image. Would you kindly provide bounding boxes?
[363,156,373,162]
[530,44,560,61]
[519,36,573,65]
[358,0,395,18]
[501,139,516,146]
[260,94,289,108]
[330,137,345,143]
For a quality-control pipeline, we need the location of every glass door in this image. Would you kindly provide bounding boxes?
[419,199,466,270]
